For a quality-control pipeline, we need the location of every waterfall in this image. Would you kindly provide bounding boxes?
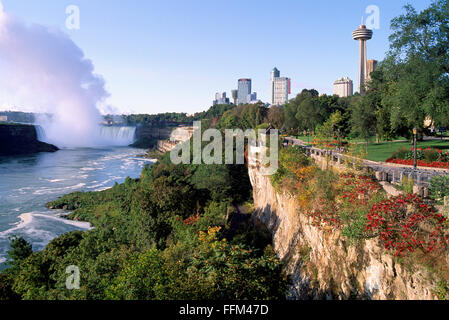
[99,126,136,146]
[35,125,47,142]
[34,124,136,147]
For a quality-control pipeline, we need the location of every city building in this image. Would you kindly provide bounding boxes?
[333,77,353,97]
[237,79,252,104]
[352,18,373,95]
[248,92,260,104]
[271,67,280,81]
[231,90,238,105]
[213,92,230,105]
[0,116,7,122]
[366,59,378,83]
[270,68,291,106]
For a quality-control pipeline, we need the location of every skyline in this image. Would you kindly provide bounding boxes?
[0,0,434,115]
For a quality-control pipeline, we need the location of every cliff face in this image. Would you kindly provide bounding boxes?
[248,164,439,300]
[0,124,58,156]
[131,125,174,148]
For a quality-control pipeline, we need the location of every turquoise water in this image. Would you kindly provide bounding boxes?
[0,147,154,269]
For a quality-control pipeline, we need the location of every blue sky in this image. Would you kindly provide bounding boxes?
[1,0,434,115]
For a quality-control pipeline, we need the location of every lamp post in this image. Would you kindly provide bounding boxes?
[413,128,418,170]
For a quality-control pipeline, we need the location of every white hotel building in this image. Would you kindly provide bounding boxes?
[333,77,354,98]
[270,68,291,106]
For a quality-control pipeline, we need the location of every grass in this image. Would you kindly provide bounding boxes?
[292,135,408,145]
[361,140,449,162]
[293,135,449,162]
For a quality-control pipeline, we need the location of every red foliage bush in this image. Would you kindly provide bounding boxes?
[340,174,381,206]
[183,214,201,226]
[365,194,449,256]
[307,174,381,231]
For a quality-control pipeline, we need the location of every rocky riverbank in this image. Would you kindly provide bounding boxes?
[0,123,58,156]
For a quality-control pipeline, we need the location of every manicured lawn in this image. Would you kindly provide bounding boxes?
[293,135,449,162]
[293,135,407,145]
[362,140,449,162]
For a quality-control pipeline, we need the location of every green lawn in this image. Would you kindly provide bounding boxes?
[360,139,449,162]
[293,135,407,145]
[292,135,449,162]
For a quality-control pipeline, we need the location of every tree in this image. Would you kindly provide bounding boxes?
[283,102,299,130]
[267,106,285,129]
[285,89,321,133]
[385,0,449,131]
[351,95,376,151]
[296,97,323,133]
[240,103,268,129]
[7,236,33,270]
[106,249,167,300]
[317,111,346,141]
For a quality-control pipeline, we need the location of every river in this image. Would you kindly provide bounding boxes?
[0,147,155,269]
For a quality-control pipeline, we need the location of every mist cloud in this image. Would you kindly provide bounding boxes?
[0,2,114,148]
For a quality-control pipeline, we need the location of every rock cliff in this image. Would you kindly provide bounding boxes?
[248,163,441,300]
[0,124,58,156]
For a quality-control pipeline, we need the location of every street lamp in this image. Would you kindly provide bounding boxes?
[413,128,418,170]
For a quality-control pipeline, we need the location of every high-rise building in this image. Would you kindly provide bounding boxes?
[248,92,258,103]
[333,77,353,97]
[237,79,252,105]
[271,68,280,82]
[0,116,7,122]
[366,59,378,83]
[231,90,238,105]
[352,18,373,95]
[213,92,230,105]
[270,68,291,106]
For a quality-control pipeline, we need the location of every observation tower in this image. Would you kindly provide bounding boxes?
[352,18,373,94]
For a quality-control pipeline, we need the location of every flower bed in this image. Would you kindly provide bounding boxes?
[386,158,449,169]
[387,147,449,169]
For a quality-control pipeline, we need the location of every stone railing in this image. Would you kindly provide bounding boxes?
[292,142,449,198]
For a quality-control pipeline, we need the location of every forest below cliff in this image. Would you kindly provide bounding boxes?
[0,119,287,299]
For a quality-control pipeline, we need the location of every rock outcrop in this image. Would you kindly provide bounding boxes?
[0,124,58,156]
[131,125,174,148]
[248,163,440,300]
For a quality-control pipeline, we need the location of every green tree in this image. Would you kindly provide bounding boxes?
[7,236,33,270]
[385,0,449,131]
[317,111,345,140]
[106,249,167,300]
[267,106,285,129]
[351,95,376,150]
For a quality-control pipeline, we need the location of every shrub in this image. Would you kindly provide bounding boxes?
[271,146,313,192]
[391,147,409,160]
[424,148,441,163]
[365,194,449,257]
[401,176,414,195]
[429,176,449,201]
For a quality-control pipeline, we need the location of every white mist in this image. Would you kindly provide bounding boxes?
[0,2,128,148]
